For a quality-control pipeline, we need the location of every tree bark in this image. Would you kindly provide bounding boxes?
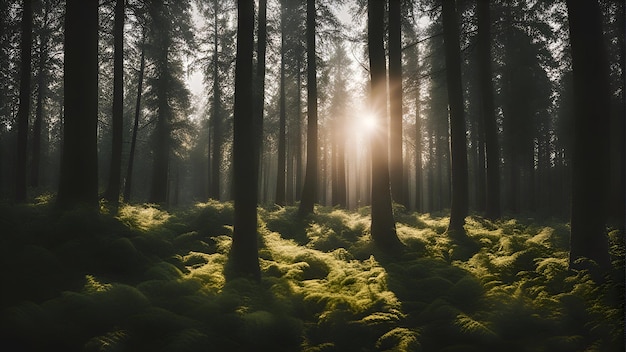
[566,0,611,270]
[57,0,99,211]
[388,0,404,207]
[368,0,402,253]
[298,0,318,217]
[15,0,32,203]
[104,0,125,205]
[442,0,469,238]
[229,0,260,281]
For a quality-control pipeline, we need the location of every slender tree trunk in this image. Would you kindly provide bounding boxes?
[368,0,402,253]
[57,0,99,211]
[276,0,287,206]
[414,87,423,212]
[336,117,347,208]
[229,0,260,281]
[254,0,267,198]
[566,0,611,270]
[123,39,145,203]
[15,0,32,203]
[295,56,303,201]
[30,28,48,188]
[210,0,221,200]
[104,0,125,205]
[388,0,404,207]
[298,0,318,217]
[442,0,469,238]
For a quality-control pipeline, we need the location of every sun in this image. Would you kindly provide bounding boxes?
[360,113,378,133]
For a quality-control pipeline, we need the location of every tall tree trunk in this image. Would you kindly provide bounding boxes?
[149,57,171,204]
[123,39,145,203]
[388,0,404,207]
[15,0,32,203]
[275,0,287,206]
[30,2,49,189]
[414,86,423,212]
[104,0,125,205]
[566,0,611,270]
[368,0,402,253]
[57,0,99,211]
[254,0,267,198]
[229,0,260,281]
[442,0,469,238]
[298,0,318,217]
[210,0,221,200]
[295,56,303,201]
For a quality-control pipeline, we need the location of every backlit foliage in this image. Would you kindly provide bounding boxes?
[0,201,623,351]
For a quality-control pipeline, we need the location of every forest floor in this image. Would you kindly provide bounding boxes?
[0,198,624,351]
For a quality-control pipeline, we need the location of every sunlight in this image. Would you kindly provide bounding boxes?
[359,112,378,134]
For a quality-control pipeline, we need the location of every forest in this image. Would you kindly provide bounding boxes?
[0,0,624,351]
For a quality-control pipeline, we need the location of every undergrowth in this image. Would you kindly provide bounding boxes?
[0,200,623,351]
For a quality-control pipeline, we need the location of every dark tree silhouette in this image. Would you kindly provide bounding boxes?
[15,0,32,203]
[57,0,99,210]
[229,0,260,280]
[275,0,287,206]
[441,0,469,238]
[298,0,318,217]
[209,0,223,201]
[30,0,55,189]
[253,0,267,184]
[388,0,404,207]
[368,0,402,253]
[123,35,145,203]
[104,0,125,205]
[566,0,611,270]
[476,0,500,220]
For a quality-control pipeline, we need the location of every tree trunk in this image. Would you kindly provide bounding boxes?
[229,0,260,281]
[295,56,303,201]
[57,0,99,211]
[15,0,32,203]
[566,0,611,270]
[30,7,49,189]
[276,0,287,206]
[104,0,125,205]
[414,86,423,212]
[442,0,469,238]
[298,0,318,217]
[368,0,402,253]
[123,39,145,203]
[254,0,267,198]
[388,0,404,207]
[210,0,221,200]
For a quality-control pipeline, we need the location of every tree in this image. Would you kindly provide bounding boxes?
[145,0,194,205]
[253,0,267,186]
[298,0,318,217]
[104,0,125,205]
[275,0,287,206]
[476,0,500,220]
[388,0,404,207]
[15,0,32,203]
[441,0,469,238]
[368,0,403,253]
[566,0,611,270]
[30,0,57,189]
[57,0,99,210]
[229,0,260,280]
[123,32,146,203]
[329,41,350,208]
